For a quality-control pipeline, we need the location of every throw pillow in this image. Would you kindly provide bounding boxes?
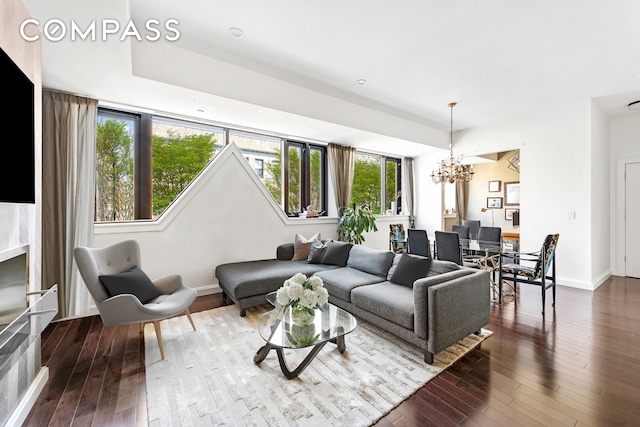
[307,239,328,263]
[99,265,161,304]
[292,232,321,261]
[390,254,432,287]
[321,240,353,266]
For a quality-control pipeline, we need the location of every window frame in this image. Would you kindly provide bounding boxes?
[283,140,328,216]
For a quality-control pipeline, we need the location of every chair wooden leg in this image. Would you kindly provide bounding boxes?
[185,309,196,330]
[103,325,122,357]
[152,321,165,360]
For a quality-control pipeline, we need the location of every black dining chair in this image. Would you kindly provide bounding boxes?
[435,231,478,268]
[478,226,502,257]
[461,219,481,240]
[451,224,470,239]
[407,228,431,258]
[479,226,502,243]
[435,231,462,264]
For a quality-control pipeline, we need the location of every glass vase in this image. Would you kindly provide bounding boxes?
[290,305,315,326]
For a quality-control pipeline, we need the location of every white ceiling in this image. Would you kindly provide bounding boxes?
[22,0,640,157]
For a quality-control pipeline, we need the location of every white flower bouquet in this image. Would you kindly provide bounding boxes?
[276,273,328,316]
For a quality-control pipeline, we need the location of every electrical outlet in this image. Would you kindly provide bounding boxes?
[568,211,575,219]
[211,267,216,278]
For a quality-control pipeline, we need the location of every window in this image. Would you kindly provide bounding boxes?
[231,130,284,208]
[284,141,327,215]
[351,152,401,214]
[96,107,328,221]
[254,159,264,178]
[96,108,221,221]
[386,158,401,214]
[151,117,222,217]
[444,182,456,215]
[95,109,137,222]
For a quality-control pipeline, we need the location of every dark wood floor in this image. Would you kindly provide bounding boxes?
[23,276,640,426]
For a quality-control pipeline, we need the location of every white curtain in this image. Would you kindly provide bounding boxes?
[402,157,415,227]
[328,143,356,215]
[43,90,97,318]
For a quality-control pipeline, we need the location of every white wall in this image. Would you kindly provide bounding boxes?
[417,100,608,290]
[413,153,445,241]
[610,112,640,276]
[93,143,397,295]
[590,101,611,286]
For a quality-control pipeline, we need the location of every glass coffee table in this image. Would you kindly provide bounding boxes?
[253,292,357,379]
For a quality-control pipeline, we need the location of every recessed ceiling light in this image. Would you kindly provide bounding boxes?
[629,100,640,110]
[356,79,367,85]
[229,27,244,38]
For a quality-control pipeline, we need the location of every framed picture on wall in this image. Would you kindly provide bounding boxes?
[487,197,503,209]
[488,180,501,192]
[505,208,519,220]
[504,181,520,206]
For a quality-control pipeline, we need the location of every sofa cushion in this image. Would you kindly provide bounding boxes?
[313,266,384,302]
[390,253,432,287]
[351,281,415,330]
[99,265,160,304]
[386,254,401,280]
[216,259,338,300]
[321,240,353,266]
[307,239,328,263]
[292,232,320,260]
[276,243,295,260]
[347,245,395,278]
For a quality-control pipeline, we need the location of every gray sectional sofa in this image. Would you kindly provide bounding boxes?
[216,240,490,363]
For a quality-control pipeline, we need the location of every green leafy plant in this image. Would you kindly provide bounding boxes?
[338,204,378,244]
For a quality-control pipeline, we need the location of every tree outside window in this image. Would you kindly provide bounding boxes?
[351,153,401,214]
[96,117,135,222]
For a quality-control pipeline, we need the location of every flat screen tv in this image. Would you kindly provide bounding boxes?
[0,47,35,204]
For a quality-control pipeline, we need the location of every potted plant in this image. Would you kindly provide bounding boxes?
[338,203,378,244]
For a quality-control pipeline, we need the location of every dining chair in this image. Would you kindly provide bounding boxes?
[407,228,431,258]
[461,219,481,240]
[479,226,502,243]
[74,239,197,360]
[478,226,502,256]
[451,224,470,239]
[389,224,407,253]
[498,234,559,315]
[435,231,466,266]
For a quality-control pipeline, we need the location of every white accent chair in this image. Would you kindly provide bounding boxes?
[74,239,197,360]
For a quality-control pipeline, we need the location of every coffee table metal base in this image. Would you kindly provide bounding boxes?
[254,335,346,379]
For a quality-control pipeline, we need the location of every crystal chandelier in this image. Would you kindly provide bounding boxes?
[431,102,474,184]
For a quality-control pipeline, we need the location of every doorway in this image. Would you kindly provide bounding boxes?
[625,162,640,278]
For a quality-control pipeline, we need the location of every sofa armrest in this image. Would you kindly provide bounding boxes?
[276,243,294,260]
[413,269,475,339]
[422,269,490,354]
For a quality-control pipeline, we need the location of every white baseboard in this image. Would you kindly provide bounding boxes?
[195,284,222,296]
[6,367,49,427]
[558,270,612,291]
